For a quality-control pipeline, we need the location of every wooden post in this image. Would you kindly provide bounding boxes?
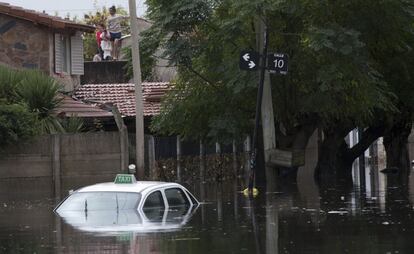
[128,0,145,179]
[233,139,238,177]
[217,183,223,222]
[200,140,205,181]
[215,142,221,154]
[233,181,239,219]
[120,130,129,173]
[176,136,182,182]
[112,106,129,173]
[244,136,251,178]
[200,181,206,225]
[358,128,366,190]
[52,134,61,199]
[148,135,156,179]
[369,141,379,195]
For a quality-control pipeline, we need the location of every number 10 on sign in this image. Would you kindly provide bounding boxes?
[267,53,288,75]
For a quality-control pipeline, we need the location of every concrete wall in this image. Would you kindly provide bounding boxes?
[0,132,125,179]
[81,61,129,84]
[60,132,123,176]
[0,136,53,178]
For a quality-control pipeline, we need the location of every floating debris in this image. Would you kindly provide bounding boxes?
[173,238,200,241]
[328,210,349,215]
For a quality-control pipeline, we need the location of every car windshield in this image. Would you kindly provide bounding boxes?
[56,192,141,212]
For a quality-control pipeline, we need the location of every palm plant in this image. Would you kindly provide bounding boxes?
[0,65,87,139]
[59,116,85,133]
[16,70,64,134]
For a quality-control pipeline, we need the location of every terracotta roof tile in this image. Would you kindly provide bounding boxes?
[0,2,94,32]
[74,82,171,117]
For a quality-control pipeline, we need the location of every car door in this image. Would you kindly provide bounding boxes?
[164,187,191,222]
[141,190,165,222]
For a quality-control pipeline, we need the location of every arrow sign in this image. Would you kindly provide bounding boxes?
[239,50,260,71]
[267,53,288,75]
[248,61,256,69]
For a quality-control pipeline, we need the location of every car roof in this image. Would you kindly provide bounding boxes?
[76,181,183,194]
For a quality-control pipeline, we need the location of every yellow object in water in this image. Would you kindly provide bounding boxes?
[243,188,259,197]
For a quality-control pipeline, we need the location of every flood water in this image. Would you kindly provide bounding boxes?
[1,168,414,254]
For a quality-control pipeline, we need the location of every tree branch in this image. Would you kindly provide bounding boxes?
[183,64,220,89]
[346,125,385,162]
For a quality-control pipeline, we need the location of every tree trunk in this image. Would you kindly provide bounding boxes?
[383,117,412,185]
[315,122,386,186]
[314,130,354,186]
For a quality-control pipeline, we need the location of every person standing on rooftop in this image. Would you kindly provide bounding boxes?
[107,5,128,60]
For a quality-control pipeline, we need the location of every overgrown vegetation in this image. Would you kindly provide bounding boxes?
[0,100,37,148]
[0,66,85,148]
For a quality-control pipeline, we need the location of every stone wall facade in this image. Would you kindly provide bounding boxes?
[0,14,50,72]
[0,13,81,92]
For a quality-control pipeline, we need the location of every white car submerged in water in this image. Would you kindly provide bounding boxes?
[54,174,199,233]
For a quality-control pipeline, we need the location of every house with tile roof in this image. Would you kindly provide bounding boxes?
[0,2,94,91]
[74,82,171,132]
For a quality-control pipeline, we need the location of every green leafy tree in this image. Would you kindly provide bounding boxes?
[123,45,156,81]
[145,0,414,183]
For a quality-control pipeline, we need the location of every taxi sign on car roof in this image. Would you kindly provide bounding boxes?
[114,174,137,184]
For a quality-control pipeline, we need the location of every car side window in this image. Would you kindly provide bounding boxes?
[165,188,189,207]
[143,191,165,209]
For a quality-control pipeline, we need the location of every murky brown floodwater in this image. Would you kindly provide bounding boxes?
[1,169,414,254]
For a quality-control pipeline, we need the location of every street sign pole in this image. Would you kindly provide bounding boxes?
[248,24,269,194]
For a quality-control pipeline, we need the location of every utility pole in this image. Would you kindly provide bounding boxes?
[256,18,276,161]
[256,18,277,190]
[128,0,145,178]
[247,22,269,193]
[239,16,288,195]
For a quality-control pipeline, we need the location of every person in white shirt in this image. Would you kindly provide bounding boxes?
[107,5,128,60]
[100,30,112,60]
